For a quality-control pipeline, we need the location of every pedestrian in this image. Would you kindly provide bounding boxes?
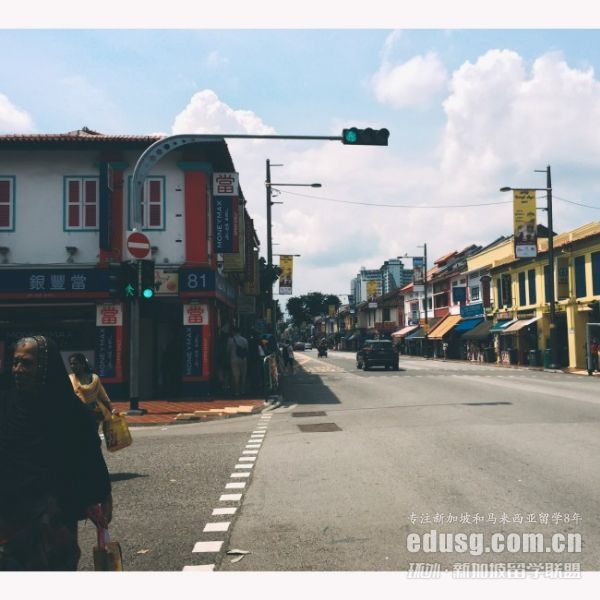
[227,327,249,396]
[282,341,294,374]
[590,338,599,372]
[0,335,112,571]
[68,353,114,428]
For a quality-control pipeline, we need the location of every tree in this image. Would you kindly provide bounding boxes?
[285,292,341,327]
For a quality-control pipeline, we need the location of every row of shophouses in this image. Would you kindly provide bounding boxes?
[336,222,600,371]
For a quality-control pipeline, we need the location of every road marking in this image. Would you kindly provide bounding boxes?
[193,541,223,553]
[231,472,250,478]
[212,507,237,515]
[235,463,253,469]
[183,564,215,571]
[242,450,259,455]
[219,493,243,501]
[239,456,256,462]
[203,522,231,533]
[246,444,261,448]
[225,482,246,489]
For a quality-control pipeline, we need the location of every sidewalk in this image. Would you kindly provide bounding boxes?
[111,397,268,427]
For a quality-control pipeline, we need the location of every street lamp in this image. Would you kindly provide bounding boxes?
[265,158,321,335]
[500,165,557,369]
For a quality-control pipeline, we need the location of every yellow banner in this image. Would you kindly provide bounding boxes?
[513,190,537,258]
[279,255,293,295]
[367,280,378,299]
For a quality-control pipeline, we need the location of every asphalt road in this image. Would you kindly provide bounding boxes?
[218,350,600,575]
[73,349,600,591]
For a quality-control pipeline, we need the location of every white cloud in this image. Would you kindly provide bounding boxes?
[0,93,35,133]
[204,50,229,69]
[371,52,448,109]
[172,89,275,135]
[168,47,600,301]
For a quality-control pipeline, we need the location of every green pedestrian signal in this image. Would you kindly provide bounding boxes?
[341,127,389,146]
[122,261,138,299]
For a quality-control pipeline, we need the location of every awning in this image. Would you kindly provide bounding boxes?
[427,315,463,340]
[500,316,540,335]
[391,325,418,339]
[452,317,484,333]
[461,319,493,341]
[406,318,441,340]
[489,319,517,333]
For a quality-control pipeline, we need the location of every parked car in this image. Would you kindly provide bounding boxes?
[356,339,399,371]
[304,342,313,350]
[293,341,306,351]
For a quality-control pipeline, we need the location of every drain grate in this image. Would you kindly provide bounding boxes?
[298,422,342,433]
[292,411,327,417]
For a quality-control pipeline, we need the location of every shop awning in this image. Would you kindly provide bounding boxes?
[461,319,493,340]
[500,316,540,334]
[427,315,463,340]
[391,325,418,339]
[489,319,517,333]
[406,318,441,340]
[452,317,484,333]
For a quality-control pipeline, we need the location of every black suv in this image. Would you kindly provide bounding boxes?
[356,340,399,371]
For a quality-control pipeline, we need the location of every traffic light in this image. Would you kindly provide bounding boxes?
[107,263,123,299]
[140,259,156,299]
[341,127,389,146]
[122,261,138,299]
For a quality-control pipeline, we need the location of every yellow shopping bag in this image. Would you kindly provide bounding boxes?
[102,412,132,452]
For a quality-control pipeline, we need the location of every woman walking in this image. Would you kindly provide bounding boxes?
[68,353,114,426]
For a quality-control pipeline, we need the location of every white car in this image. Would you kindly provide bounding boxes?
[304,342,313,350]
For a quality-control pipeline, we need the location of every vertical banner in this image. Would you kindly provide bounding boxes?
[213,172,239,254]
[278,255,293,295]
[95,302,124,381]
[413,257,424,285]
[367,279,378,300]
[513,190,537,258]
[182,303,209,379]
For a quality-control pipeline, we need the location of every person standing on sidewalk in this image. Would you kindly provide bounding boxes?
[0,335,112,571]
[227,327,249,396]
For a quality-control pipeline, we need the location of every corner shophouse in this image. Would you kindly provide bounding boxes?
[0,129,260,399]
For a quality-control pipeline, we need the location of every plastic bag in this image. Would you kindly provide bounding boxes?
[102,413,132,452]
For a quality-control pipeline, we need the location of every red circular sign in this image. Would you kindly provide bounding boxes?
[127,231,151,259]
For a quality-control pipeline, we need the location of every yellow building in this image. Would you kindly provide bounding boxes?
[486,222,600,369]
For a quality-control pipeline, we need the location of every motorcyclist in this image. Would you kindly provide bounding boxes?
[318,338,328,357]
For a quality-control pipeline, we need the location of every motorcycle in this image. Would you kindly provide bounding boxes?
[318,345,328,358]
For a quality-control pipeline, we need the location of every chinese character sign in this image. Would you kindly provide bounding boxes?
[513,190,537,258]
[278,255,293,295]
[213,172,239,196]
[183,303,209,326]
[96,302,123,327]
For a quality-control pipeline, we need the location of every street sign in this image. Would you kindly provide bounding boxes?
[126,231,151,259]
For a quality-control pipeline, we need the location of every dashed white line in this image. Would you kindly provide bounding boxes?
[219,493,243,501]
[212,507,237,516]
[231,472,250,478]
[203,522,231,533]
[225,482,246,489]
[193,541,223,553]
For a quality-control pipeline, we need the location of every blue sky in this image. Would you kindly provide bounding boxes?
[4,4,600,303]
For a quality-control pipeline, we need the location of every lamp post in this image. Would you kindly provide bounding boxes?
[265,159,321,336]
[500,165,557,369]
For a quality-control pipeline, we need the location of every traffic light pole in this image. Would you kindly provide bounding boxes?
[126,260,146,415]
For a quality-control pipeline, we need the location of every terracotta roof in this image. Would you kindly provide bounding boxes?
[0,129,162,143]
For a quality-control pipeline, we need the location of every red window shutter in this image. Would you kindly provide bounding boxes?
[0,180,9,227]
[68,180,80,227]
[84,180,97,227]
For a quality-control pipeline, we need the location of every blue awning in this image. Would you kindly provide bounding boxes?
[453,317,484,333]
[489,319,517,333]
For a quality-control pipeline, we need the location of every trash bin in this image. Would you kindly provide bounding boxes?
[484,347,496,363]
[508,348,518,365]
[543,348,551,369]
[528,349,540,366]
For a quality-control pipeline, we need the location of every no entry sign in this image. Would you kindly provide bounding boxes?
[126,231,151,259]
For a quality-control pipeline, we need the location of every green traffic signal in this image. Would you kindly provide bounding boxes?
[140,259,156,300]
[341,127,389,146]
